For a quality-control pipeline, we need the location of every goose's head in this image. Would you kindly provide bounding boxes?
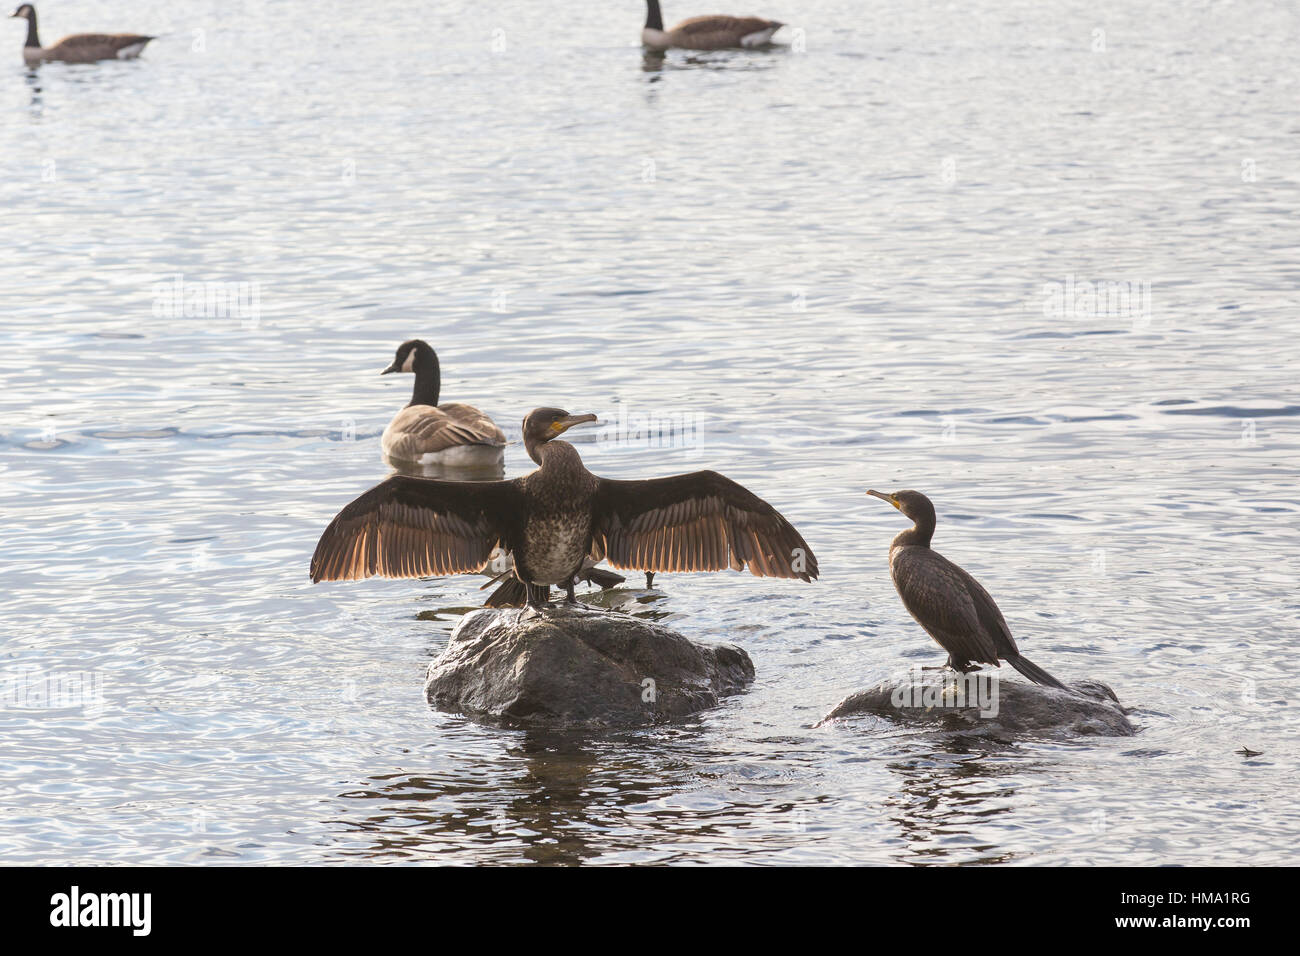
[9,5,36,21]
[381,339,436,376]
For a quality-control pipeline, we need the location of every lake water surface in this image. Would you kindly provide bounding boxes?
[1,0,1297,864]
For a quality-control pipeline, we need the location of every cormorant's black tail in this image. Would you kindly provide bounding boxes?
[484,568,626,608]
[484,576,527,608]
[1004,653,1069,691]
[582,567,626,590]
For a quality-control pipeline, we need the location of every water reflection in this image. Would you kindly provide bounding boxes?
[330,729,1042,866]
[384,456,506,481]
[639,46,788,75]
[5,0,1299,866]
[22,68,41,111]
[333,730,684,865]
[883,738,1028,866]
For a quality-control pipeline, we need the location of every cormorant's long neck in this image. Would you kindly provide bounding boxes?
[645,0,664,31]
[525,437,543,466]
[409,355,441,408]
[527,439,583,470]
[892,519,934,549]
[24,12,40,49]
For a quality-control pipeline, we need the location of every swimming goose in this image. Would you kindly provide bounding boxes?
[379,339,506,468]
[10,4,154,64]
[641,0,783,51]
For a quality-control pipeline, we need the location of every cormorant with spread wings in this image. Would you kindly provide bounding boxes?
[311,407,818,608]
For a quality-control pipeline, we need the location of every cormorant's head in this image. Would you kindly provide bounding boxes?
[522,407,597,447]
[10,5,35,20]
[381,339,436,375]
[867,489,936,526]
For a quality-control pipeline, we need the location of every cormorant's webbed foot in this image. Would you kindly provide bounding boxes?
[523,582,553,611]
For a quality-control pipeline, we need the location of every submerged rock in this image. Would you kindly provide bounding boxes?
[817,670,1134,736]
[425,605,754,730]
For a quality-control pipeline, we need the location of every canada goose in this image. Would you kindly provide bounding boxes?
[379,340,506,468]
[641,0,783,51]
[10,4,154,64]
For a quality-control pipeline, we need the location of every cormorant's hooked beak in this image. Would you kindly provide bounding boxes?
[551,413,597,435]
[379,362,399,375]
[866,489,900,510]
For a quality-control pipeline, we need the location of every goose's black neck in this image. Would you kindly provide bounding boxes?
[408,350,441,407]
[23,11,40,49]
[645,0,664,31]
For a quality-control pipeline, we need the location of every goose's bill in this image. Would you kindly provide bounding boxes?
[379,362,399,375]
[551,413,597,434]
[866,489,900,509]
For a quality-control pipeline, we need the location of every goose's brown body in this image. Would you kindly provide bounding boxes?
[641,1,782,51]
[382,402,506,466]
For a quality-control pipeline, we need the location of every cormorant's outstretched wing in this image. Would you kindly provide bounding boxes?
[590,471,817,580]
[310,475,519,582]
[890,548,1010,665]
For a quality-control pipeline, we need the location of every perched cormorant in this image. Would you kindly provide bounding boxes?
[379,340,506,467]
[866,489,1068,690]
[312,407,818,607]
[641,0,783,51]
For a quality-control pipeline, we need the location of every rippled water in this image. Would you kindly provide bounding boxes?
[2,0,1297,865]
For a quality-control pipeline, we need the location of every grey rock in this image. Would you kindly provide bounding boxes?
[425,605,755,730]
[817,672,1134,736]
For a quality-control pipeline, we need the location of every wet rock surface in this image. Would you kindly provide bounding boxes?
[425,605,755,730]
[818,672,1134,736]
